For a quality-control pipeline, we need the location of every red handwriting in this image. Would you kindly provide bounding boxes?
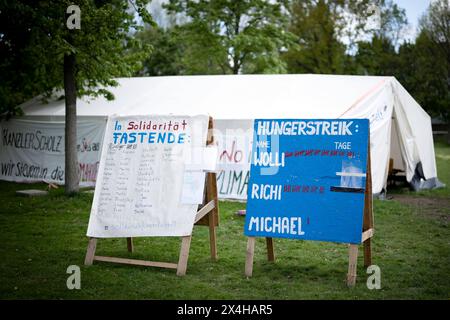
[284,149,355,158]
[284,185,325,194]
[220,140,244,163]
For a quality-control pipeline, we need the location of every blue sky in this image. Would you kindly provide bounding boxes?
[394,0,432,40]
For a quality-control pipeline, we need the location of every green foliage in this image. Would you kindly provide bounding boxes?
[395,31,449,123]
[354,0,449,123]
[0,0,154,116]
[1,0,447,125]
[372,0,408,46]
[412,0,449,122]
[158,0,297,75]
[135,26,185,76]
[354,35,398,75]
[283,0,350,74]
[0,1,59,116]
[283,0,407,74]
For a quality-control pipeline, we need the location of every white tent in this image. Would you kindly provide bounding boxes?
[2,74,442,198]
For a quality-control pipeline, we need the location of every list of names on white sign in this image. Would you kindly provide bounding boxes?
[87,115,209,238]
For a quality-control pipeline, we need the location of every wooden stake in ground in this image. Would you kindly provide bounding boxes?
[346,141,374,287]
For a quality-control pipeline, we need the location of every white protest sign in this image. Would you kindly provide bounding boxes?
[0,118,105,186]
[180,170,206,204]
[87,114,209,238]
[203,146,219,172]
[184,145,218,172]
[180,145,218,204]
[215,119,253,200]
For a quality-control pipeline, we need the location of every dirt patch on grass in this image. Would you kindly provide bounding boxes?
[390,194,450,224]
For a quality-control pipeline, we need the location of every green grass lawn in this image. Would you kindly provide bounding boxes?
[0,141,449,300]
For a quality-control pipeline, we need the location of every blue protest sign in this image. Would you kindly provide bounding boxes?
[244,119,370,244]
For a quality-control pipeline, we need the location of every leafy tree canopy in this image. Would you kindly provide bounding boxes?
[160,0,297,74]
[0,0,153,116]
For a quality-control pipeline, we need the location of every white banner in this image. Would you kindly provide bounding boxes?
[214,119,253,200]
[87,114,209,238]
[0,118,106,186]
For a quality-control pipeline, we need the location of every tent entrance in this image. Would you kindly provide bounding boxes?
[388,113,445,192]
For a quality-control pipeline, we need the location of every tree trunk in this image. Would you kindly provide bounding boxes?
[447,123,450,145]
[64,54,79,194]
[232,54,240,74]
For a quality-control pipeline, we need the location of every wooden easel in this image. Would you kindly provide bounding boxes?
[245,144,374,287]
[85,117,219,276]
[347,144,373,287]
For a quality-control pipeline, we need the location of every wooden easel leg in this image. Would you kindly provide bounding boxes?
[347,244,359,287]
[84,237,98,266]
[127,237,134,253]
[176,236,192,276]
[245,237,256,277]
[363,238,372,268]
[208,213,218,261]
[266,237,275,262]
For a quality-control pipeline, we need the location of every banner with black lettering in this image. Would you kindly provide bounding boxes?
[0,118,106,186]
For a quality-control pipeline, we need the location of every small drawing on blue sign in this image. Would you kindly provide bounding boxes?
[244,119,370,244]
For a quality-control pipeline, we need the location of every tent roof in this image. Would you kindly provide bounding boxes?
[20,74,394,119]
